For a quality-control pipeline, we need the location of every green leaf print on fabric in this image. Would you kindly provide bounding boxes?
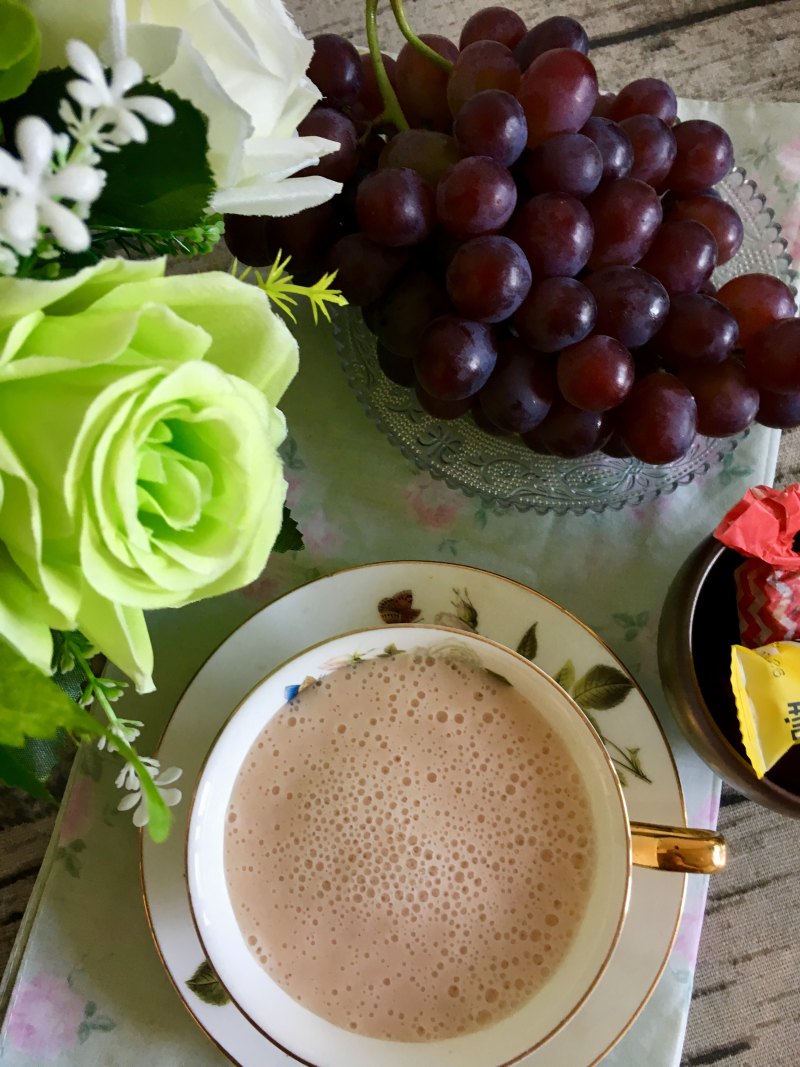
[77,1000,116,1043]
[611,612,650,642]
[187,959,231,1006]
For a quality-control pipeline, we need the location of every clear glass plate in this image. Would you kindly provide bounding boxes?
[333,167,797,516]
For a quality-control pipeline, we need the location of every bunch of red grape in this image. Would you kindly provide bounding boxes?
[224,7,800,465]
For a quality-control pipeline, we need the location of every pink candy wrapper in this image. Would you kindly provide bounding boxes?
[714,484,800,648]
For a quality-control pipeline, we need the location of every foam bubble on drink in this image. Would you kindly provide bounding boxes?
[224,651,596,1041]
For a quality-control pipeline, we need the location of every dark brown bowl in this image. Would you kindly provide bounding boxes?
[659,534,800,817]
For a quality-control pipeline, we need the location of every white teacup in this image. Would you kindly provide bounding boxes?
[187,624,633,1067]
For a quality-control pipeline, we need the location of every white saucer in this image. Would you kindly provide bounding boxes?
[141,561,686,1067]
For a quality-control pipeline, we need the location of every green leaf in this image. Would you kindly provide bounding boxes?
[85,1002,96,1019]
[516,622,538,661]
[92,83,213,230]
[77,1021,91,1044]
[88,1016,116,1033]
[485,669,511,687]
[0,0,40,103]
[572,664,634,711]
[273,506,303,554]
[552,659,576,693]
[0,743,55,802]
[0,68,70,144]
[0,638,104,748]
[186,959,230,1006]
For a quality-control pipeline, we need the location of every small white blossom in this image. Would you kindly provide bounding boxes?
[116,756,183,828]
[97,717,143,753]
[0,242,18,275]
[0,116,104,254]
[63,39,174,152]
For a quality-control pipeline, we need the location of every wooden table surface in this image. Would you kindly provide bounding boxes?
[2,2,799,1066]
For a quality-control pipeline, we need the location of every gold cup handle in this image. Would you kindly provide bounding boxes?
[630,821,727,874]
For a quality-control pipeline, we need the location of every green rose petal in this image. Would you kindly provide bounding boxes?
[93,272,299,403]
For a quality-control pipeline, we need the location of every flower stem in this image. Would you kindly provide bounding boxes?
[71,645,172,840]
[389,0,454,73]
[365,0,409,131]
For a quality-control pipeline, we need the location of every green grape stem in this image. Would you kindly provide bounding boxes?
[365,0,409,131]
[389,0,455,73]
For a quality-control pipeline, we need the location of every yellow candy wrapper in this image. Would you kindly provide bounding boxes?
[730,641,800,778]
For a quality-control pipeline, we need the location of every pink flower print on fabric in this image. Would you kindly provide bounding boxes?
[58,774,94,847]
[240,549,307,604]
[6,974,85,1059]
[404,473,465,531]
[777,134,800,184]
[300,509,344,557]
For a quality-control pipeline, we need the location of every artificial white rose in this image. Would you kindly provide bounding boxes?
[25,0,341,217]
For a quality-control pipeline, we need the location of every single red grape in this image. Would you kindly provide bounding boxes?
[745,318,800,393]
[478,337,556,432]
[513,276,596,352]
[757,388,800,429]
[609,78,678,125]
[523,132,603,198]
[620,115,676,187]
[617,372,698,463]
[514,17,589,70]
[460,6,527,50]
[508,192,593,277]
[415,316,498,400]
[224,214,272,266]
[395,34,459,129]
[584,266,669,348]
[436,156,517,238]
[580,117,633,181]
[585,177,662,268]
[666,120,735,195]
[668,193,744,265]
[453,89,527,166]
[656,293,739,367]
[557,335,635,411]
[446,235,532,322]
[308,34,363,107]
[517,48,598,148]
[716,273,797,347]
[447,40,520,117]
[638,219,717,296]
[268,202,340,275]
[356,168,435,247]
[678,360,759,436]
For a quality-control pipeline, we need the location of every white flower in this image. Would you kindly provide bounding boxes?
[116,756,183,828]
[97,717,143,753]
[0,243,18,275]
[63,39,175,152]
[27,0,342,217]
[0,116,105,254]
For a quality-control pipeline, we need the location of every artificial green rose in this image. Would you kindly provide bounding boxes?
[0,257,297,690]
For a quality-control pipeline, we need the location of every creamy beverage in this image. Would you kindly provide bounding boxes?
[224,650,597,1042]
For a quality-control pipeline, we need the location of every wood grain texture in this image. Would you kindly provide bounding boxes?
[294,0,800,99]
